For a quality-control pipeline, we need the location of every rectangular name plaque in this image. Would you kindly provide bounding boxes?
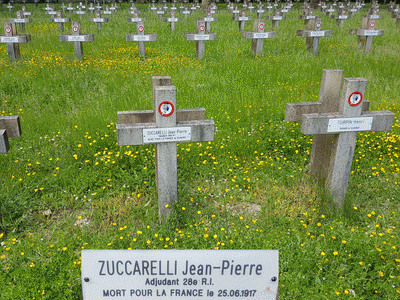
[81,250,279,300]
[327,117,373,132]
[133,35,151,41]
[194,35,210,40]
[364,30,379,36]
[143,127,191,143]
[272,16,283,20]
[53,18,67,22]
[0,37,19,43]
[67,36,86,42]
[253,33,270,38]
[310,31,326,37]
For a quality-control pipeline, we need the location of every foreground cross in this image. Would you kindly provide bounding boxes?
[0,116,21,154]
[0,22,31,62]
[285,69,394,206]
[117,77,215,220]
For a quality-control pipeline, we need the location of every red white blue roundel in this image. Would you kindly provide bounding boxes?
[316,21,321,29]
[158,101,175,117]
[138,25,144,32]
[259,23,265,30]
[370,21,375,28]
[199,24,205,32]
[5,26,12,34]
[348,91,363,106]
[72,25,79,33]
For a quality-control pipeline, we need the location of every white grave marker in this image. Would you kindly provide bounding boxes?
[0,22,31,62]
[185,20,217,59]
[60,22,94,60]
[126,22,157,57]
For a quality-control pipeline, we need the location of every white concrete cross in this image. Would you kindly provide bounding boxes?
[242,19,275,55]
[50,10,71,33]
[0,22,31,62]
[285,69,394,206]
[116,77,215,220]
[185,20,217,59]
[0,116,21,154]
[89,11,109,29]
[349,15,384,52]
[163,11,182,32]
[60,22,94,60]
[126,21,157,57]
[297,18,331,55]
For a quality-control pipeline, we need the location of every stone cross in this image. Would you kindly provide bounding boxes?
[349,15,384,52]
[242,19,275,55]
[266,9,286,27]
[347,4,359,17]
[116,76,215,220]
[285,69,394,206]
[74,7,87,19]
[180,7,192,20]
[199,10,218,33]
[330,8,351,27]
[299,8,318,26]
[10,10,32,31]
[127,12,144,33]
[60,22,94,60]
[89,11,109,29]
[185,20,217,59]
[88,3,95,14]
[66,3,74,13]
[0,23,31,62]
[51,11,71,33]
[0,116,21,154]
[230,5,240,18]
[126,21,157,57]
[45,6,57,17]
[155,7,165,19]
[102,6,114,15]
[233,9,252,32]
[6,2,13,12]
[297,18,331,55]
[21,6,32,18]
[280,4,290,17]
[163,11,182,32]
[324,5,336,18]
[248,2,255,13]
[256,4,266,18]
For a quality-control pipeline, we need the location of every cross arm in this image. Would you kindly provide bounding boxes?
[242,31,275,39]
[116,120,215,146]
[300,111,394,135]
[60,34,94,42]
[185,33,217,41]
[0,116,22,137]
[297,30,331,37]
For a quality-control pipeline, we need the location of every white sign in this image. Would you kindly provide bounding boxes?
[338,15,347,19]
[133,35,150,41]
[310,31,325,37]
[1,37,19,43]
[253,33,269,38]
[364,30,379,36]
[238,17,249,21]
[203,17,214,22]
[272,16,283,20]
[67,36,86,42]
[194,35,210,40]
[143,127,191,143]
[167,18,179,22]
[327,117,373,133]
[92,18,104,22]
[13,19,28,23]
[53,18,67,22]
[369,15,380,19]
[81,250,279,300]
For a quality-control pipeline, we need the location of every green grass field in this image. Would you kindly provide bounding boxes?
[0,2,399,299]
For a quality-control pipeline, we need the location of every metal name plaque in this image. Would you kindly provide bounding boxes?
[238,17,249,21]
[273,16,283,20]
[81,250,279,300]
[133,35,150,41]
[364,30,379,36]
[338,15,347,19]
[67,36,86,42]
[310,31,325,37]
[0,37,19,43]
[369,15,380,19]
[253,33,269,38]
[143,127,191,143]
[53,18,67,22]
[194,35,210,40]
[14,19,28,23]
[92,18,104,22]
[203,17,214,21]
[327,117,373,132]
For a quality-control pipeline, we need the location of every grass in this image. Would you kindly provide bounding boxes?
[0,3,400,299]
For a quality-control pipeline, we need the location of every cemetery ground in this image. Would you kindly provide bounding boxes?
[0,3,399,299]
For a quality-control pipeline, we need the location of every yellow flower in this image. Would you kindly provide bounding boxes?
[353,206,358,210]
[359,261,364,266]
[333,251,339,256]
[342,240,347,245]
[321,252,326,256]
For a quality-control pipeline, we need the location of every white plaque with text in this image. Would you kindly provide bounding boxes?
[194,35,210,40]
[327,117,373,132]
[81,250,279,300]
[67,36,86,42]
[143,127,191,143]
[133,35,151,41]
[0,37,19,43]
[310,31,325,37]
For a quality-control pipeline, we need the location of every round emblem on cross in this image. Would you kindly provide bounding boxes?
[57,12,62,17]
[72,25,79,33]
[134,12,138,17]
[96,12,100,18]
[171,12,175,17]
[138,25,144,32]
[199,24,205,32]
[316,22,321,29]
[370,21,375,28]
[17,12,21,18]
[310,10,313,15]
[5,26,12,34]
[242,10,245,16]
[348,91,363,107]
[158,101,175,117]
[259,23,265,30]
[207,12,211,16]
[277,11,280,15]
